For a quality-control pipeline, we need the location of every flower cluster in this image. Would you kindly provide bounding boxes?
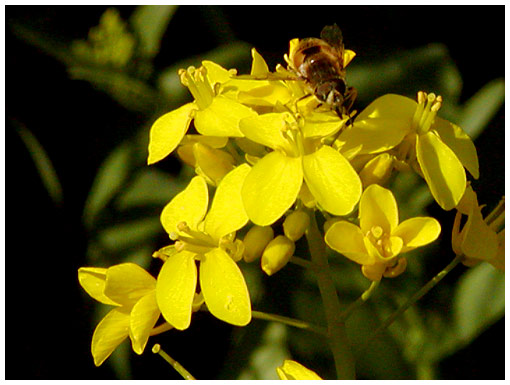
[78,30,499,371]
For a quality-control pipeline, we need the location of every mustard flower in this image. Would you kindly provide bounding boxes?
[277,360,323,380]
[78,263,160,366]
[240,111,361,226]
[156,164,252,330]
[147,61,256,165]
[337,92,479,210]
[452,185,504,271]
[325,184,441,281]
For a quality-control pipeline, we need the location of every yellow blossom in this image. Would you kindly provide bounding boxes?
[277,359,323,380]
[148,61,256,165]
[78,263,161,366]
[240,111,361,226]
[325,184,441,281]
[336,92,479,210]
[452,185,504,271]
[156,164,252,330]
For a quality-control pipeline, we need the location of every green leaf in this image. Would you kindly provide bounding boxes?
[453,263,504,345]
[15,122,63,205]
[83,142,133,229]
[459,78,505,139]
[130,5,177,58]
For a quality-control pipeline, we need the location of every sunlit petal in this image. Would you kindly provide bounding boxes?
[129,292,160,355]
[359,184,398,234]
[78,267,119,306]
[91,308,130,367]
[277,360,323,380]
[104,263,156,308]
[324,221,371,265]
[394,217,441,252]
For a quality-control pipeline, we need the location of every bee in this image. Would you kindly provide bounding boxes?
[287,24,357,118]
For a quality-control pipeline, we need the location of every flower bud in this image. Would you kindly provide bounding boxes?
[283,210,310,241]
[261,235,295,276]
[243,225,274,263]
[193,142,235,186]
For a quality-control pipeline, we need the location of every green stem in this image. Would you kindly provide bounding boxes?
[306,210,356,380]
[251,310,327,336]
[339,280,380,322]
[152,344,196,380]
[358,254,463,354]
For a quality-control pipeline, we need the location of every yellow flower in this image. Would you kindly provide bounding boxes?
[240,111,361,226]
[452,185,504,271]
[277,360,323,380]
[78,263,160,366]
[337,92,479,210]
[325,184,441,281]
[156,164,252,330]
[147,61,256,165]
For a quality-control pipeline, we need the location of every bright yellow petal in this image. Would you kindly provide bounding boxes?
[194,96,255,137]
[200,248,251,326]
[250,48,269,76]
[204,164,251,239]
[394,217,441,253]
[148,102,196,165]
[433,118,479,179]
[91,308,130,366]
[239,112,292,151]
[277,360,323,380]
[356,94,417,121]
[460,204,499,261]
[104,263,156,308]
[160,176,208,234]
[303,146,361,216]
[359,184,399,234]
[202,60,233,84]
[416,132,466,211]
[302,111,344,138]
[129,291,160,355]
[325,221,371,265]
[156,251,197,330]
[242,151,303,226]
[78,267,119,306]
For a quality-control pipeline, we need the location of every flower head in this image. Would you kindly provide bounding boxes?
[155,164,252,330]
[78,263,160,366]
[325,184,441,281]
[337,92,479,210]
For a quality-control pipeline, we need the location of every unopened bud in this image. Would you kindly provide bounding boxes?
[193,142,235,186]
[243,225,274,263]
[283,210,310,241]
[261,235,295,276]
[383,257,408,278]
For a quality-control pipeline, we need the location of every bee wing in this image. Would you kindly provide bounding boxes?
[320,24,344,60]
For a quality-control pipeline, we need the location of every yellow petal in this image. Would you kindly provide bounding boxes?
[361,263,387,282]
[359,153,394,188]
[104,263,156,308]
[194,96,255,137]
[416,132,466,211]
[156,251,197,330]
[394,217,441,252]
[160,176,208,234]
[356,94,417,121]
[148,102,196,165]
[239,112,292,151]
[204,164,251,239]
[78,267,119,306]
[202,60,233,84]
[193,142,235,185]
[302,146,361,216]
[460,204,499,261]
[359,184,399,234]
[200,248,251,326]
[261,235,295,276]
[91,308,130,366]
[242,151,303,226]
[433,118,479,179]
[277,360,323,380]
[250,48,269,76]
[129,292,160,355]
[325,221,371,265]
[302,110,345,138]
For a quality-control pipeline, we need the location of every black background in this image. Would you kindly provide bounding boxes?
[6,5,504,379]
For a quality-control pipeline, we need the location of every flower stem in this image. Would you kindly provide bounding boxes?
[152,344,196,380]
[251,310,327,336]
[306,210,356,380]
[339,280,380,322]
[358,253,463,354]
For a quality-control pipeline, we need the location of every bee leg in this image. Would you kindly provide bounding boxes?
[343,87,358,126]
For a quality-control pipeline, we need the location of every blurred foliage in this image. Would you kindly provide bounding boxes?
[10,6,504,380]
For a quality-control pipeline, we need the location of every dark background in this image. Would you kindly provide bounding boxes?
[6,5,504,379]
